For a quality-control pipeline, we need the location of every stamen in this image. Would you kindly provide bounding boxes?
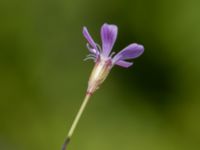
[84,56,96,61]
[96,43,102,52]
[87,54,96,57]
[86,43,101,55]
[110,52,116,57]
[86,43,92,49]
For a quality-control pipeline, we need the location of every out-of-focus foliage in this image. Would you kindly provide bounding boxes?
[0,0,200,150]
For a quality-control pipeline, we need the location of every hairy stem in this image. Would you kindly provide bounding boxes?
[62,94,91,150]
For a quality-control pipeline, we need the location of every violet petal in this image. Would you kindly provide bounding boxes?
[113,43,144,63]
[115,60,133,68]
[83,27,98,53]
[101,23,118,57]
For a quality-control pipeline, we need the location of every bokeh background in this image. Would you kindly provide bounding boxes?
[1,0,200,150]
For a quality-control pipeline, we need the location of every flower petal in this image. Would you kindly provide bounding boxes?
[113,43,144,62]
[101,23,118,56]
[115,60,133,68]
[83,27,98,52]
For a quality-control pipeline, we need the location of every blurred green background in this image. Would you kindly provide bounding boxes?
[1,0,200,150]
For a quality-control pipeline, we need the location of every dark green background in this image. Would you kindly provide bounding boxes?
[1,0,200,150]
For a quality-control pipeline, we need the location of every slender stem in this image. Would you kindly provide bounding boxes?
[62,93,91,150]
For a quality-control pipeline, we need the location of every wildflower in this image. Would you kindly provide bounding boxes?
[62,23,144,150]
[83,23,144,94]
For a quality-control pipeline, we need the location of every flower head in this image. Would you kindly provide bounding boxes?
[83,23,144,94]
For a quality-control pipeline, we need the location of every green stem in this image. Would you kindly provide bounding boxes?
[62,94,91,150]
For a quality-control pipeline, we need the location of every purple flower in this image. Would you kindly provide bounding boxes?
[61,24,144,150]
[83,23,144,68]
[83,23,144,94]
